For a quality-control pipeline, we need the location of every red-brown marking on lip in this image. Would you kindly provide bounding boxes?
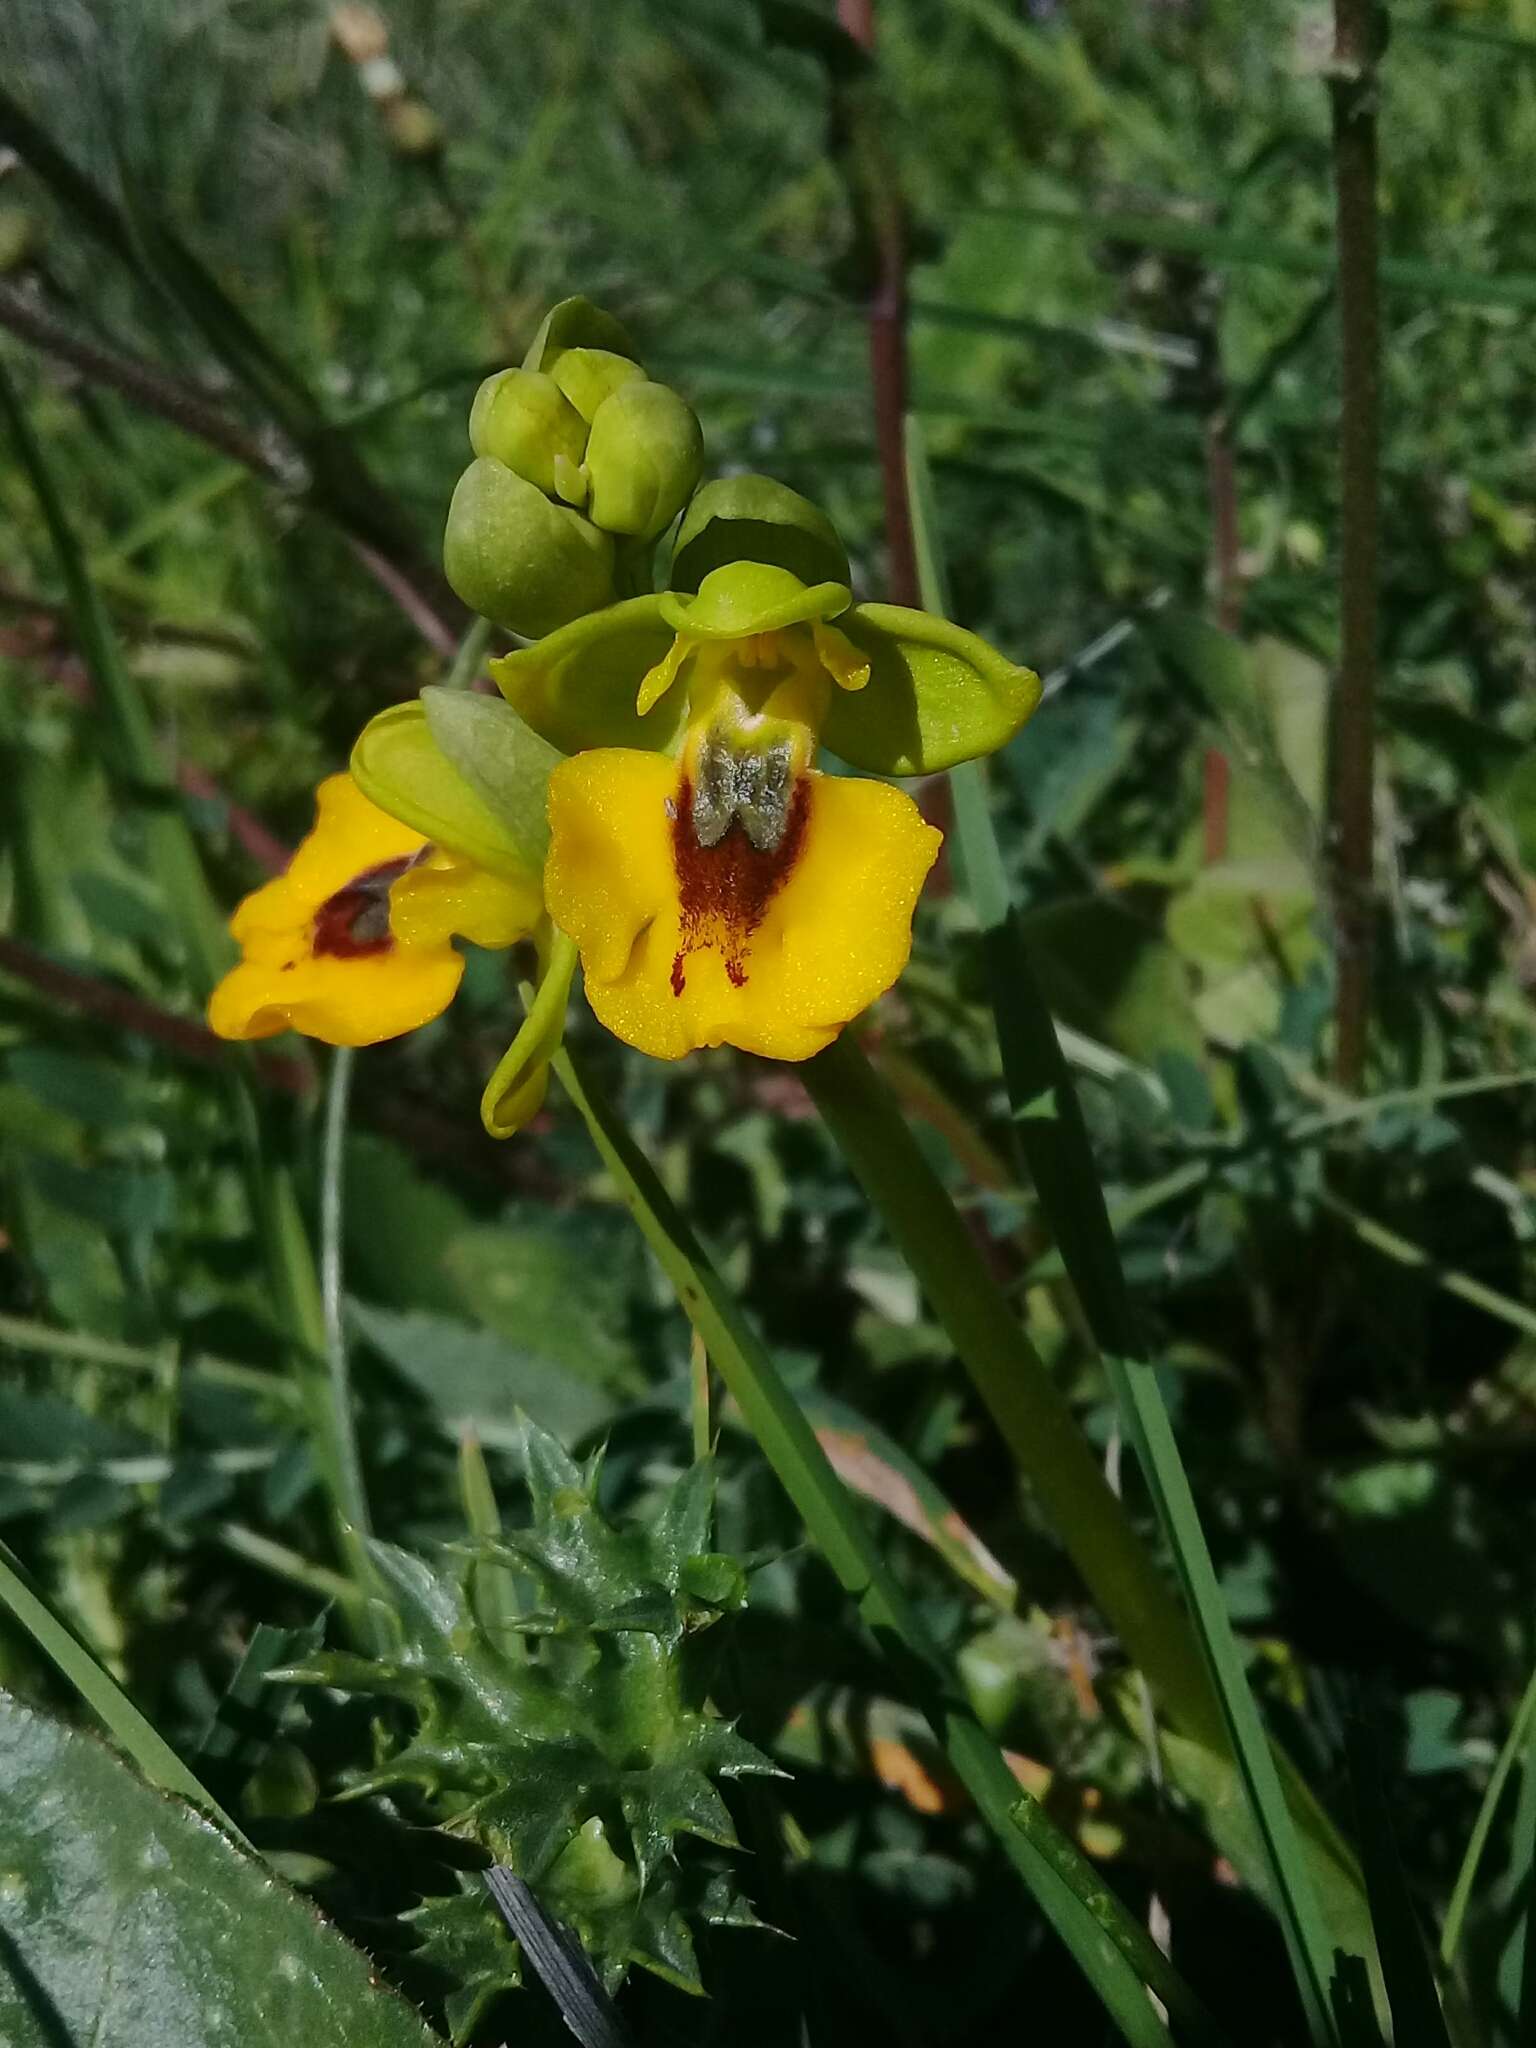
[669,774,810,997]
[311,857,415,959]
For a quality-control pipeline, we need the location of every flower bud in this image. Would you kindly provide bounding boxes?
[550,347,647,423]
[468,368,588,498]
[444,457,614,639]
[584,380,704,539]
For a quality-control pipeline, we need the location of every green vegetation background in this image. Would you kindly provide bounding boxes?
[3,0,1536,2041]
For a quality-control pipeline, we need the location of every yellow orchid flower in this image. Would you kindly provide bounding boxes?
[491,497,1040,1067]
[208,772,539,1048]
[541,607,942,1062]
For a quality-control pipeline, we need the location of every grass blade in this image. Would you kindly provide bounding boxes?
[1442,1664,1536,1968]
[1343,1699,1454,2048]
[0,1537,241,1835]
[970,199,1536,315]
[552,1047,1220,2048]
[1502,1715,1536,2036]
[906,412,1353,2042]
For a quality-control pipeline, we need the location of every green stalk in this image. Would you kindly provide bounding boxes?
[903,413,1356,2037]
[552,1047,1224,2048]
[1441,1661,1536,1968]
[443,612,494,692]
[0,1309,298,1406]
[803,1036,1216,1743]
[319,1047,371,1555]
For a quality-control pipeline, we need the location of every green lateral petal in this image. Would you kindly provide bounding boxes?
[350,702,540,883]
[522,296,640,375]
[659,562,850,639]
[823,604,1042,775]
[420,686,563,873]
[671,475,849,593]
[490,595,684,755]
[481,931,579,1138]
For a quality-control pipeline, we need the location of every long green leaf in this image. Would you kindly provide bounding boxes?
[1344,1702,1454,2048]
[803,1034,1216,1740]
[906,412,1353,2042]
[973,199,1536,314]
[552,1048,1220,2048]
[1442,1663,1536,1967]
[0,1540,239,1834]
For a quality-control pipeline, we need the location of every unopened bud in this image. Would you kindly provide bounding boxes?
[469,368,588,498]
[444,458,614,638]
[550,348,646,423]
[584,380,703,539]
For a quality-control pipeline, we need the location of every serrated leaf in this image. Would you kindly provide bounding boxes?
[406,1887,522,2047]
[648,1461,715,1581]
[620,1764,736,1885]
[518,1414,590,1522]
[0,1693,440,2048]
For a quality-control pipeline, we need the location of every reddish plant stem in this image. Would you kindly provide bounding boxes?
[0,288,461,656]
[0,934,308,1090]
[1328,0,1382,1090]
[28,623,292,878]
[837,0,918,612]
[0,933,562,1195]
[1201,410,1241,864]
[175,761,291,876]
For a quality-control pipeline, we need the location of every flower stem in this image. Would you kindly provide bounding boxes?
[803,1034,1217,1744]
[320,1047,372,1557]
[551,1046,1215,2046]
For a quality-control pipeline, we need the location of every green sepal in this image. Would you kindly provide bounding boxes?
[671,474,850,592]
[659,562,850,639]
[490,594,682,755]
[585,379,704,539]
[420,685,561,874]
[480,932,579,1140]
[444,457,615,638]
[824,603,1042,775]
[522,296,640,375]
[350,702,543,891]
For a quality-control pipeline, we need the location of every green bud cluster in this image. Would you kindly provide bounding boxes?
[277,1421,776,2041]
[445,298,703,639]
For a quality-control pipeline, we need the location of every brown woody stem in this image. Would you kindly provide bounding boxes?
[1327,0,1382,1089]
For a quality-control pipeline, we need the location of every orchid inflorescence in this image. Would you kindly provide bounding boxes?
[208,298,1041,1133]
